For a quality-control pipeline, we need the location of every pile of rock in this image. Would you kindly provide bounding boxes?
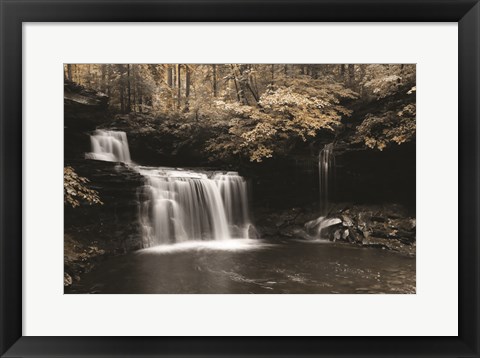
[304,204,416,255]
[255,203,416,255]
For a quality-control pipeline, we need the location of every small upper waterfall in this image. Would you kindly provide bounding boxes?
[318,143,335,215]
[85,130,253,247]
[86,130,131,163]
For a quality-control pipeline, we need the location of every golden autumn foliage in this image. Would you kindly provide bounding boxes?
[206,79,357,162]
[66,64,416,160]
[355,87,416,151]
[64,166,103,208]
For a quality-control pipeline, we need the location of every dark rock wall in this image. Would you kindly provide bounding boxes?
[64,80,110,160]
[64,160,145,286]
[244,157,319,211]
[65,160,144,251]
[334,142,416,212]
[243,141,415,214]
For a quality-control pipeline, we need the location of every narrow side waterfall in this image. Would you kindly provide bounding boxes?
[85,130,254,247]
[306,143,336,239]
[318,143,335,215]
[86,130,131,163]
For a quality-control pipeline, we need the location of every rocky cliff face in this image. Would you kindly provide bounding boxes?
[64,159,144,288]
[64,80,111,160]
[64,82,145,288]
[64,80,109,121]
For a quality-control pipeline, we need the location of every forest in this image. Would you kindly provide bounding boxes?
[64,63,416,294]
[65,64,415,161]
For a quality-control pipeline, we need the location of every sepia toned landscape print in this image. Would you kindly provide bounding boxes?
[64,64,415,294]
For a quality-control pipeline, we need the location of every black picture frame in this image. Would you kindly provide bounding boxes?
[1,1,479,357]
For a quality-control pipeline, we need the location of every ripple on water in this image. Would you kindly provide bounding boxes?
[68,239,416,294]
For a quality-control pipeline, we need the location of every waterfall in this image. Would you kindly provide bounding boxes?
[214,172,250,237]
[319,143,335,215]
[138,168,253,247]
[85,130,131,163]
[305,143,336,239]
[85,130,254,247]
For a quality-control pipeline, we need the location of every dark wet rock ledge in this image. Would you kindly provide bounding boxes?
[255,203,416,257]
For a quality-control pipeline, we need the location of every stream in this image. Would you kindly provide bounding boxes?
[68,130,416,294]
[67,238,415,294]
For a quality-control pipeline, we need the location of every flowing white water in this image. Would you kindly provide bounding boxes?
[138,168,255,247]
[137,168,231,246]
[305,143,337,240]
[305,216,341,239]
[214,172,251,238]
[137,239,271,255]
[86,130,131,163]
[86,130,254,248]
[319,143,335,215]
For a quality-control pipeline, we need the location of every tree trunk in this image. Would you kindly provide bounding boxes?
[340,64,345,80]
[246,67,260,104]
[172,65,177,109]
[231,65,248,105]
[242,65,258,105]
[185,65,191,111]
[87,64,91,85]
[126,64,131,113]
[247,83,259,103]
[177,64,181,109]
[359,64,366,95]
[120,86,125,113]
[172,65,176,89]
[100,65,106,93]
[212,64,217,97]
[348,64,355,87]
[167,66,173,87]
[132,65,137,113]
[271,64,275,87]
[74,65,79,84]
[232,76,241,102]
[106,65,112,97]
[67,64,72,81]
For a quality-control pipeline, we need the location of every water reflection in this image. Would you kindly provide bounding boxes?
[67,239,415,294]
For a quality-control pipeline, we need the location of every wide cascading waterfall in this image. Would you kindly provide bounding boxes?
[86,130,131,163]
[137,168,233,247]
[85,130,254,248]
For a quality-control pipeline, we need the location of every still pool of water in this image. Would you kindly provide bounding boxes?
[66,239,415,294]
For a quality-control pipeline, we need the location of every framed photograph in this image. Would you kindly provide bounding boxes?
[1,0,479,357]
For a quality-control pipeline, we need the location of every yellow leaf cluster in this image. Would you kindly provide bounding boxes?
[64,166,103,208]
